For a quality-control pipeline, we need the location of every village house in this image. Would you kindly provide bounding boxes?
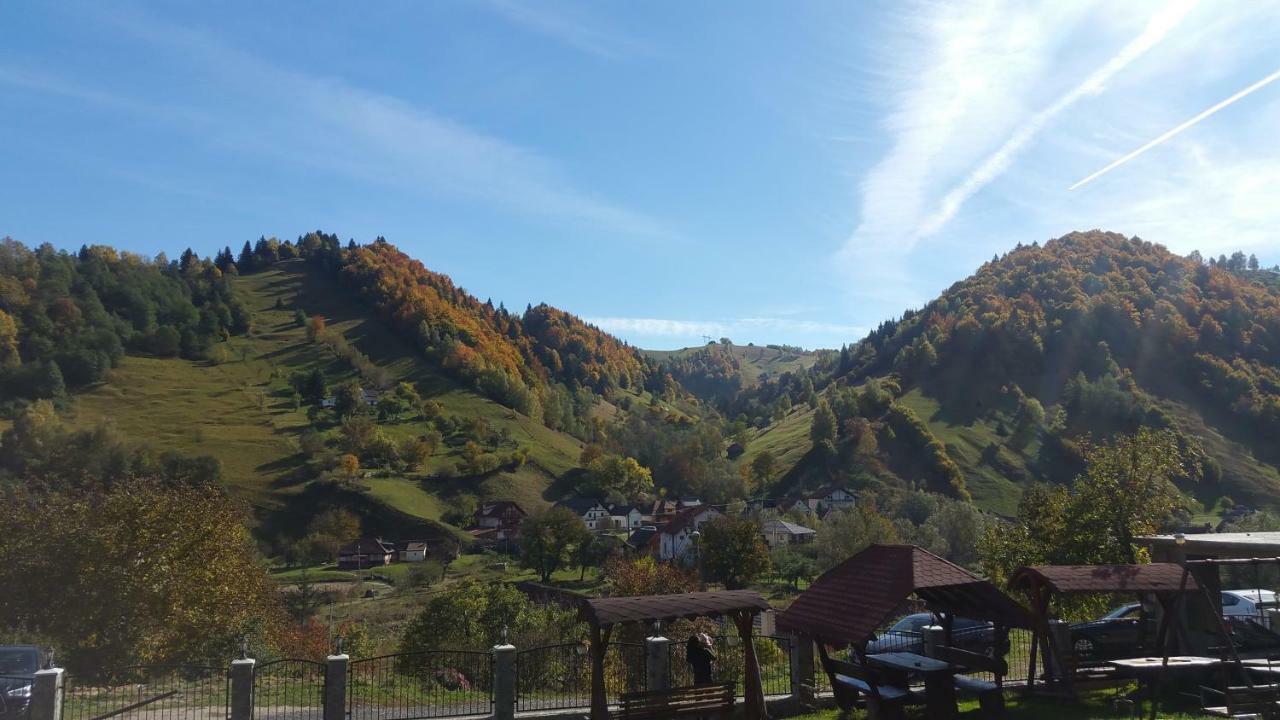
[555,498,612,531]
[337,538,395,569]
[658,506,723,563]
[397,541,430,562]
[474,501,527,535]
[607,503,644,530]
[761,518,816,548]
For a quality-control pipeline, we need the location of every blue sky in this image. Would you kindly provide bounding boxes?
[2,1,1278,350]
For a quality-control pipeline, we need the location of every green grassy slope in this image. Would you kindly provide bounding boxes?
[65,260,585,540]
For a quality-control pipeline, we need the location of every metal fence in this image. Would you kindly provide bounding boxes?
[667,635,792,697]
[253,659,324,720]
[62,666,228,720]
[514,642,643,712]
[348,651,492,720]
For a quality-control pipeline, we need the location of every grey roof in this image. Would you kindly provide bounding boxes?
[762,519,816,536]
[556,497,607,515]
[626,527,658,549]
[581,590,771,628]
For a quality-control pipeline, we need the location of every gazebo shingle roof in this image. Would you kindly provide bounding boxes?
[778,544,1031,647]
[580,590,771,628]
[1008,563,1199,594]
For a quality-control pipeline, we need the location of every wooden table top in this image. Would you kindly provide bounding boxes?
[867,652,954,674]
[1108,656,1221,674]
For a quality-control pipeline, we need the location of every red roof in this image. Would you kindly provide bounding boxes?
[777,544,1031,647]
[1008,563,1199,595]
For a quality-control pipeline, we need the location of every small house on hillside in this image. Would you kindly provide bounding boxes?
[337,538,395,569]
[555,498,612,531]
[659,506,723,563]
[813,485,857,511]
[475,501,527,532]
[608,503,644,530]
[761,519,816,548]
[397,541,430,562]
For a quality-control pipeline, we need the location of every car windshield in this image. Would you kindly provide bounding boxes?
[0,649,37,675]
[1102,604,1141,620]
[889,615,932,635]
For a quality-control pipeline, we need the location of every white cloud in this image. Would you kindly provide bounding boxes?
[41,7,668,238]
[587,316,867,348]
[481,0,649,59]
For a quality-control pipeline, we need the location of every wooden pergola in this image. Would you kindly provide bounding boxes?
[579,590,773,720]
[1007,563,1203,694]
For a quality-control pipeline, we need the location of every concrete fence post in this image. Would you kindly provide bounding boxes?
[645,636,670,692]
[324,655,348,720]
[789,634,814,701]
[230,658,255,720]
[30,668,64,720]
[922,625,945,658]
[492,644,515,720]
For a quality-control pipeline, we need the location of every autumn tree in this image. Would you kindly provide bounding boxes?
[814,504,899,571]
[603,556,695,597]
[0,478,281,671]
[306,315,327,342]
[520,508,592,583]
[698,516,771,590]
[581,454,653,500]
[749,451,778,488]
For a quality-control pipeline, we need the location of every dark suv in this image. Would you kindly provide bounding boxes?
[0,646,45,720]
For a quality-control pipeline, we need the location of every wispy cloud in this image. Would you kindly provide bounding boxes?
[919,0,1196,235]
[481,0,648,59]
[1070,66,1280,189]
[29,6,667,238]
[587,316,867,348]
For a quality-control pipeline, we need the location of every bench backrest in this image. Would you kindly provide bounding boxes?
[1225,685,1280,715]
[933,646,1008,678]
[822,657,895,698]
[620,683,734,719]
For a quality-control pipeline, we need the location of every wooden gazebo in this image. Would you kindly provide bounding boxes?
[579,590,773,719]
[1008,563,1205,693]
[779,545,1032,652]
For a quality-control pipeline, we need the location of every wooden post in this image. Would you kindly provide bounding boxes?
[735,612,767,720]
[590,624,613,720]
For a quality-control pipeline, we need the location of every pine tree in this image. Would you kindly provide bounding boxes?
[238,241,254,272]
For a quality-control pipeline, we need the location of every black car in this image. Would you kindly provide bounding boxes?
[0,646,43,720]
[865,613,995,655]
[1069,603,1149,664]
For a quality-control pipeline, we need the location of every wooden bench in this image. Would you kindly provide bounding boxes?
[1200,683,1280,718]
[821,655,920,720]
[933,646,1008,718]
[619,683,734,719]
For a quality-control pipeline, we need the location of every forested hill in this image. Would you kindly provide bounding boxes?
[644,342,829,409]
[737,231,1280,515]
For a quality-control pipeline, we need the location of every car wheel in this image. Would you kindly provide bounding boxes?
[1073,638,1095,658]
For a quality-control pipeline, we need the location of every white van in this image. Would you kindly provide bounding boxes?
[1222,589,1280,628]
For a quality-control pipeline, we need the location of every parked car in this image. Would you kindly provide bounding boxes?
[1221,590,1280,628]
[865,613,995,655]
[0,646,44,720]
[1224,615,1280,653]
[1070,603,1149,663]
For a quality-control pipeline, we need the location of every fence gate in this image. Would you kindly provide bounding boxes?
[347,651,492,720]
[515,641,644,713]
[253,659,325,720]
[61,665,229,720]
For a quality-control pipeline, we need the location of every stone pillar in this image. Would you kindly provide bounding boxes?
[922,625,945,658]
[493,644,516,720]
[759,611,776,637]
[30,668,64,720]
[324,655,348,720]
[1046,620,1073,681]
[645,636,670,692]
[789,634,814,700]
[230,658,256,720]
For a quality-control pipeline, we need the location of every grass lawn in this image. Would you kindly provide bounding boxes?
[63,260,587,539]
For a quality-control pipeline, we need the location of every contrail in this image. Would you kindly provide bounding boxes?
[1071,66,1280,190]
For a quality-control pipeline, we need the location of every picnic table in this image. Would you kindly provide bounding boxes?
[1108,656,1221,720]
[868,651,958,720]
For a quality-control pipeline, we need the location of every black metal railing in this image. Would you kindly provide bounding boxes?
[667,635,792,697]
[347,651,493,720]
[62,665,228,720]
[514,642,644,712]
[253,659,324,720]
